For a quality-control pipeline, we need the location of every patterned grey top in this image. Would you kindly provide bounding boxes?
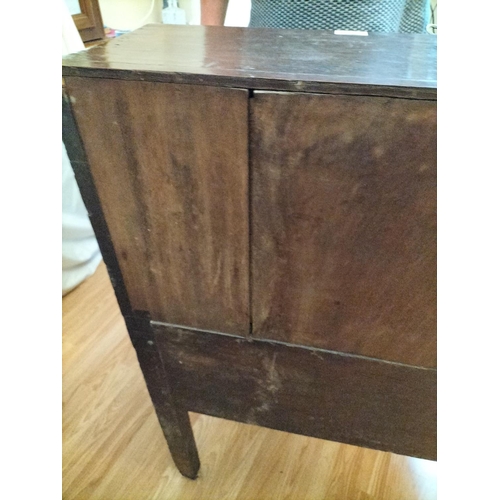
[249,0,431,33]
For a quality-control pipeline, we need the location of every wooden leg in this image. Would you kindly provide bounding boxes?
[152,390,200,479]
[128,326,200,479]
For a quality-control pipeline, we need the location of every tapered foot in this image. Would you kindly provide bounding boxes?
[157,405,200,479]
[127,324,201,479]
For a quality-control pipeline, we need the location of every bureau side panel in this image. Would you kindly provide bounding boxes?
[251,92,436,367]
[66,77,250,335]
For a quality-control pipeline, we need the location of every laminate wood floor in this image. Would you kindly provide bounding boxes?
[62,263,437,500]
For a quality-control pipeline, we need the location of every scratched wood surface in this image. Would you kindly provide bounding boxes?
[62,25,437,100]
[251,91,437,368]
[153,324,436,460]
[63,263,437,500]
[65,77,250,335]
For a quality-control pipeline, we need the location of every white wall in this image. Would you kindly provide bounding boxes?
[99,0,162,31]
[178,0,200,25]
[98,0,250,29]
[431,0,437,24]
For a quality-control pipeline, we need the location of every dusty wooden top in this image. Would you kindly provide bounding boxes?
[62,24,437,99]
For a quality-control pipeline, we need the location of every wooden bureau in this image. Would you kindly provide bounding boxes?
[62,25,437,478]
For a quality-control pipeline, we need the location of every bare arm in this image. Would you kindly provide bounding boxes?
[201,0,230,26]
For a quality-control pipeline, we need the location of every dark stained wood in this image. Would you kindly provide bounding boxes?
[62,25,437,100]
[131,327,200,479]
[65,91,200,478]
[63,26,437,478]
[65,88,200,478]
[153,323,437,461]
[65,77,250,336]
[251,91,436,368]
[62,89,133,318]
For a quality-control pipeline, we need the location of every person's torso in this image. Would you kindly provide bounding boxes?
[249,0,430,33]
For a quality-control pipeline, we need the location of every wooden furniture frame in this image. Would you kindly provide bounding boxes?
[71,0,105,44]
[62,25,437,479]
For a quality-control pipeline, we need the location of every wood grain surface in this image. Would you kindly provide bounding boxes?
[62,25,438,496]
[251,91,437,368]
[63,263,437,500]
[153,323,436,460]
[63,89,133,318]
[129,326,200,479]
[62,25,437,100]
[65,77,250,335]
